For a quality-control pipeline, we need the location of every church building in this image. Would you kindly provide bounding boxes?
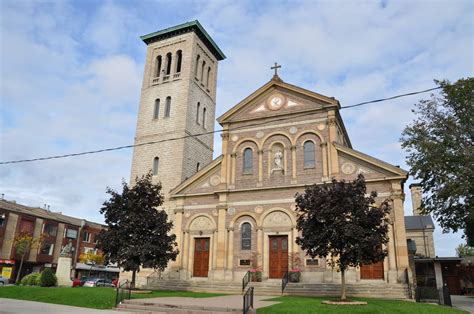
[127,21,411,294]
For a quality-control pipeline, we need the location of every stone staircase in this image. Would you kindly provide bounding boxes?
[145,278,410,299]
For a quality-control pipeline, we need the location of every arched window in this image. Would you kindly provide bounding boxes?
[304,141,316,168]
[196,102,200,124]
[200,61,206,82]
[152,157,159,175]
[153,99,160,119]
[202,107,206,128]
[165,53,172,75]
[195,54,200,77]
[164,96,171,117]
[155,56,162,77]
[175,50,182,73]
[241,222,251,250]
[206,67,211,87]
[243,148,253,174]
[196,162,200,172]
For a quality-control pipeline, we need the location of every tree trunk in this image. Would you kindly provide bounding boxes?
[15,254,25,283]
[131,270,136,289]
[341,269,347,301]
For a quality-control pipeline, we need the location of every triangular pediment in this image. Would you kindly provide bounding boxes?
[170,156,223,196]
[335,143,408,180]
[217,78,339,124]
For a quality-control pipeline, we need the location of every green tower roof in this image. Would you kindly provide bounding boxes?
[140,20,226,61]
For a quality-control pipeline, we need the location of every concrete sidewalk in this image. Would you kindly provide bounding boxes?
[451,295,474,313]
[124,294,279,311]
[0,298,131,314]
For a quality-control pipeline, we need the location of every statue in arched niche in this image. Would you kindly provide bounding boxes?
[272,149,284,173]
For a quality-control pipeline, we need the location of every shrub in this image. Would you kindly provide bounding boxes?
[20,274,29,285]
[39,268,57,287]
[20,273,41,285]
[27,273,40,285]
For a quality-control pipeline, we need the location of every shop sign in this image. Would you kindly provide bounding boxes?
[0,259,15,264]
[2,267,13,279]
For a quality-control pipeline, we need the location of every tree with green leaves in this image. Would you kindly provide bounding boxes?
[96,172,179,288]
[401,78,474,245]
[456,244,474,257]
[295,175,391,301]
[13,232,46,283]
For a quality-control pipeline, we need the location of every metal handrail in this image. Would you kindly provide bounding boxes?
[281,271,289,295]
[242,271,251,293]
[243,286,254,314]
[115,280,131,307]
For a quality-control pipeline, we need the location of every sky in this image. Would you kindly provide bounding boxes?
[0,0,472,256]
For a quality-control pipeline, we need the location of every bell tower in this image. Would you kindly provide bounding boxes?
[130,21,226,197]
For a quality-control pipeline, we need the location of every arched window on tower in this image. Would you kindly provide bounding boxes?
[155,56,162,77]
[206,67,211,87]
[195,55,200,78]
[202,107,206,128]
[165,53,172,75]
[175,50,182,73]
[164,96,171,117]
[200,61,206,82]
[304,141,316,168]
[196,162,200,173]
[241,222,251,250]
[153,157,159,175]
[243,148,253,174]
[153,99,160,119]
[196,102,200,124]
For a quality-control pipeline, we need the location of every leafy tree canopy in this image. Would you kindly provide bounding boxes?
[401,78,474,245]
[456,244,474,257]
[295,174,391,300]
[96,172,178,285]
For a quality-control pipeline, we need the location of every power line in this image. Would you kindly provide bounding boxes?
[0,83,458,165]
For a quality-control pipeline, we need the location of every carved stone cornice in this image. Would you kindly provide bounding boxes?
[327,117,337,126]
[174,207,184,214]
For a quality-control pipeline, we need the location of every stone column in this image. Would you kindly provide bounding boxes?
[230,153,237,186]
[28,218,43,261]
[182,230,190,278]
[257,149,264,186]
[215,205,227,279]
[227,227,234,270]
[291,145,297,183]
[327,111,339,176]
[434,262,443,289]
[320,142,328,179]
[391,184,410,282]
[220,131,229,185]
[173,207,184,269]
[257,227,263,271]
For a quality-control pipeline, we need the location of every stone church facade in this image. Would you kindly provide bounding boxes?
[127,21,410,289]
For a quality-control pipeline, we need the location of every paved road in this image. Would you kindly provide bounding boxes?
[451,295,474,314]
[0,298,131,314]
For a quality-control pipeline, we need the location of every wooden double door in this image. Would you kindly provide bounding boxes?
[269,236,288,279]
[360,261,384,279]
[193,238,210,277]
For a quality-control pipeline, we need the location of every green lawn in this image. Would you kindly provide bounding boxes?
[257,296,466,314]
[0,286,226,309]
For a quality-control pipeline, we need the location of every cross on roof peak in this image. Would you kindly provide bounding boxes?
[271,62,281,77]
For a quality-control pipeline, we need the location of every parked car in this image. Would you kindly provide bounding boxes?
[83,278,114,288]
[0,276,9,285]
[72,278,85,287]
